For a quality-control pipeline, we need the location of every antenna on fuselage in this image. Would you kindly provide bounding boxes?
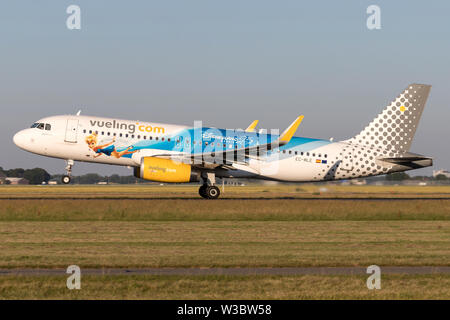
[76,110,81,116]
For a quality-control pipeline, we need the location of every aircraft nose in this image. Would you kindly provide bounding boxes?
[13,130,28,150]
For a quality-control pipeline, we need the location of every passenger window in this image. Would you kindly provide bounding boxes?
[120,133,123,137]
[162,137,165,141]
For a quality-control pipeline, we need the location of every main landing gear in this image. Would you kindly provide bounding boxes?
[198,172,220,199]
[199,185,220,199]
[62,159,74,184]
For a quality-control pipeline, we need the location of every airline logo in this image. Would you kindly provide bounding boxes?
[89,120,165,134]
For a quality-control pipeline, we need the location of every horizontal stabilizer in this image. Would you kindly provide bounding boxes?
[380,155,432,168]
[380,156,431,163]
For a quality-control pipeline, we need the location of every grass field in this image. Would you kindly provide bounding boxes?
[0,184,449,299]
[1,274,449,299]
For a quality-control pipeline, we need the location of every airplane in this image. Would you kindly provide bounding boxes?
[13,83,433,199]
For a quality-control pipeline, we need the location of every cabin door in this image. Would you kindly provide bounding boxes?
[65,119,79,143]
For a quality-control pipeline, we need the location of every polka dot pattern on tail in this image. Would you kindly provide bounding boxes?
[346,84,431,155]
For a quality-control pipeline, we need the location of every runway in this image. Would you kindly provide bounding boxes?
[2,197,450,201]
[1,266,450,276]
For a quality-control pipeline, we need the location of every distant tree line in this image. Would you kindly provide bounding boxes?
[385,172,410,181]
[385,172,450,181]
[0,167,51,185]
[1,167,141,185]
[1,165,449,185]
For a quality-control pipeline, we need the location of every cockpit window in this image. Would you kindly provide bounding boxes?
[31,123,51,130]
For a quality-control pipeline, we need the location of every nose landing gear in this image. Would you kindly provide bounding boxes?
[62,159,74,184]
[198,172,221,199]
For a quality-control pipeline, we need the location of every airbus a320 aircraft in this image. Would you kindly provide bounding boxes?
[13,84,432,199]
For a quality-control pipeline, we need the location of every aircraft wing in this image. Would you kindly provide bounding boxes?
[144,116,304,169]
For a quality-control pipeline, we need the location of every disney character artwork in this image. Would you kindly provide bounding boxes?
[85,133,137,159]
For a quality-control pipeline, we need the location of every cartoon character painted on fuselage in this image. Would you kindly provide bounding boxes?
[85,133,137,159]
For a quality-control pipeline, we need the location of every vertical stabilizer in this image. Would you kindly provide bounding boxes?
[347,84,431,154]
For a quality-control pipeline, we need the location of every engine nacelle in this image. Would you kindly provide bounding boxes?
[134,157,200,183]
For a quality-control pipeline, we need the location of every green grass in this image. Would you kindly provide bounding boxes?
[0,274,449,299]
[0,220,448,268]
[0,185,449,299]
[1,199,450,221]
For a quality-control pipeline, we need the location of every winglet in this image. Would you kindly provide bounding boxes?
[279,115,304,144]
[245,120,259,132]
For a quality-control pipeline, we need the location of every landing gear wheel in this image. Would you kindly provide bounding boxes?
[205,186,220,199]
[199,185,208,198]
[63,160,74,185]
[62,175,71,184]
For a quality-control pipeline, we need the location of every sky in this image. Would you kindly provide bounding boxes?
[0,1,449,176]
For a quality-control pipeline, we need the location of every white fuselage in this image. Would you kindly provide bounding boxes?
[13,114,414,182]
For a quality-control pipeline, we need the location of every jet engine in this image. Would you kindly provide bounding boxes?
[134,157,200,183]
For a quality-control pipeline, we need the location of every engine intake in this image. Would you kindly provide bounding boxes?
[134,157,200,183]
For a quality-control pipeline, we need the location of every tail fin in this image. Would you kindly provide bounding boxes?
[347,83,431,154]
